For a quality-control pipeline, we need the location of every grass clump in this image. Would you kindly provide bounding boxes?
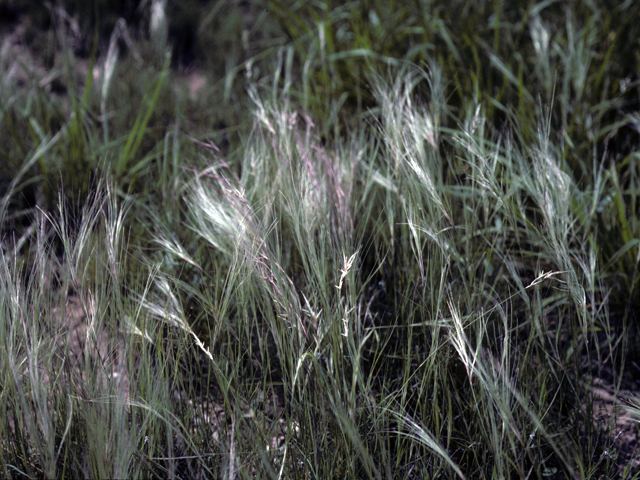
[1,0,639,478]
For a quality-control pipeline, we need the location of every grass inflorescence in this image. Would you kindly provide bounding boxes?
[1,0,639,478]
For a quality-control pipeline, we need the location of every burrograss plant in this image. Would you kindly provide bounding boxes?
[1,0,640,479]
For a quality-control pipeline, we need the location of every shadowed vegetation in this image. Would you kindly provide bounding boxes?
[1,0,639,478]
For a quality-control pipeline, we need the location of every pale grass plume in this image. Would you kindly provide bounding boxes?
[336,250,359,290]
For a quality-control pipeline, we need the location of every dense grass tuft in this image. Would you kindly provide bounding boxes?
[1,0,639,478]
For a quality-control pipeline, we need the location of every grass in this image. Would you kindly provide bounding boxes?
[1,0,639,478]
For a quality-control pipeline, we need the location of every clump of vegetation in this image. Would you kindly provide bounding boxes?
[1,0,639,478]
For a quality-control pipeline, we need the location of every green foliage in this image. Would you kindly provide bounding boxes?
[1,0,639,478]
